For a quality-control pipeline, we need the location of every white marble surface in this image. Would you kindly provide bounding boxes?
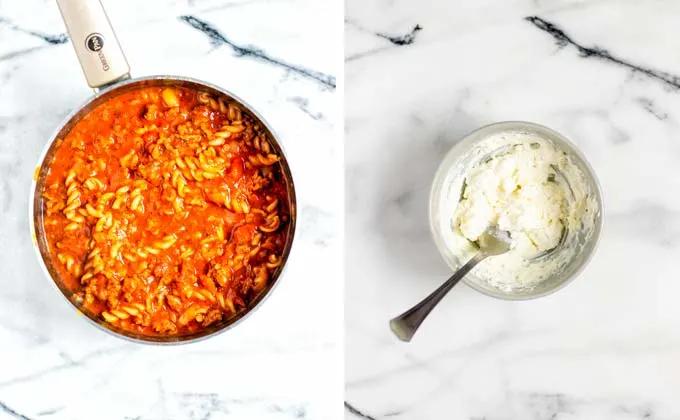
[346,0,680,418]
[0,1,340,419]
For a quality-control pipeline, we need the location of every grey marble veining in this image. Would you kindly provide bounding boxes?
[345,0,680,418]
[0,0,340,419]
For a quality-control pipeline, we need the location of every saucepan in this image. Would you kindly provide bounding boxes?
[29,0,297,344]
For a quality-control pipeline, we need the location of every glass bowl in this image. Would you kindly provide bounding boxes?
[429,121,603,300]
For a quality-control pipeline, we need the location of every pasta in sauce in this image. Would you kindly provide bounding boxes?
[41,86,290,335]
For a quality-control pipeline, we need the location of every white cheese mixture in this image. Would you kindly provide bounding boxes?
[456,143,567,258]
[446,133,597,291]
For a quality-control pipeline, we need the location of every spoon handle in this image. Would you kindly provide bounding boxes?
[389,253,487,342]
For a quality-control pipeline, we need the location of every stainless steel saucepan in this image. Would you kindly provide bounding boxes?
[29,0,297,344]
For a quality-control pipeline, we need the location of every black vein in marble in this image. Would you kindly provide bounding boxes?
[0,363,74,389]
[172,393,307,419]
[617,405,654,419]
[526,16,680,89]
[345,402,378,420]
[525,392,575,418]
[177,392,227,417]
[346,19,423,46]
[36,407,63,417]
[179,15,335,89]
[0,17,68,44]
[288,96,324,121]
[0,346,130,389]
[636,97,668,121]
[377,25,422,46]
[345,20,423,62]
[0,401,32,420]
[0,45,52,62]
[345,46,392,63]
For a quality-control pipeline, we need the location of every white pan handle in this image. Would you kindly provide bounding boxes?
[56,0,130,89]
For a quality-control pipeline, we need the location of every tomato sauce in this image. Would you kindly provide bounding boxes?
[41,87,289,335]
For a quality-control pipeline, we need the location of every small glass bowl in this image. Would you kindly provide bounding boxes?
[429,121,603,300]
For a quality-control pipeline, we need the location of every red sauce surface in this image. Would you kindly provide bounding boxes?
[41,87,289,335]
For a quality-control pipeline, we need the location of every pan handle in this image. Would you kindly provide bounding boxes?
[56,0,130,90]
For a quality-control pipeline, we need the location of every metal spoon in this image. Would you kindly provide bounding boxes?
[389,226,514,342]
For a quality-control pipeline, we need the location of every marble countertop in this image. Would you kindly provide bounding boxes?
[346,0,680,418]
[0,1,340,419]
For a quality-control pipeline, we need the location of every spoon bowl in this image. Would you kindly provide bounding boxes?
[477,227,513,257]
